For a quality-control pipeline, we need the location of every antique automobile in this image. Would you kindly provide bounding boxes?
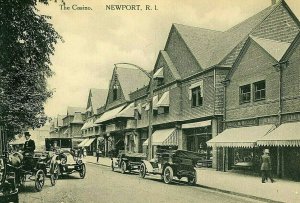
[54,150,86,179]
[139,149,202,185]
[111,151,146,174]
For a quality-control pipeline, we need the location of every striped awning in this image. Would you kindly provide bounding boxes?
[153,67,164,79]
[207,125,275,148]
[84,138,95,147]
[81,119,94,130]
[257,122,300,147]
[143,128,178,146]
[78,138,89,147]
[94,105,125,124]
[157,91,169,107]
[117,103,135,118]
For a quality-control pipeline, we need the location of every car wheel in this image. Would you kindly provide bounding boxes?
[188,170,197,185]
[139,163,146,178]
[111,161,115,171]
[79,164,86,179]
[163,166,173,184]
[121,161,126,174]
[35,169,45,192]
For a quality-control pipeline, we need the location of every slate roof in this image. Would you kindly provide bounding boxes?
[116,67,150,100]
[67,106,85,116]
[173,2,280,70]
[88,88,108,110]
[251,36,291,61]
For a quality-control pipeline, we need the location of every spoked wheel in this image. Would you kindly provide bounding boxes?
[139,163,146,178]
[187,170,197,185]
[121,161,126,174]
[111,161,114,171]
[79,164,86,179]
[35,169,45,192]
[0,157,6,186]
[163,166,173,184]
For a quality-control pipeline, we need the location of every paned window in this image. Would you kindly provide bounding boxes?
[254,80,266,101]
[191,86,203,107]
[240,84,251,104]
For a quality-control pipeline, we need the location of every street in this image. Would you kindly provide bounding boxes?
[19,163,265,203]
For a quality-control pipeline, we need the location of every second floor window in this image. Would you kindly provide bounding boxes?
[191,86,203,107]
[240,84,251,104]
[254,80,266,101]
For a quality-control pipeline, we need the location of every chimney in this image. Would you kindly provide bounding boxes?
[271,0,277,5]
[71,112,83,124]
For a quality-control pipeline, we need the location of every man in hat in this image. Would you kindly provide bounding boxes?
[23,132,35,155]
[261,149,274,183]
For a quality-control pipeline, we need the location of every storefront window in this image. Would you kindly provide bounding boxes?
[234,148,253,164]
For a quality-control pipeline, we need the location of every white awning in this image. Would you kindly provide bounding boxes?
[94,105,126,124]
[78,138,89,147]
[157,91,169,107]
[153,95,158,109]
[182,120,211,129]
[257,122,300,147]
[84,138,95,147]
[143,128,178,146]
[81,119,94,130]
[117,103,135,118]
[207,125,275,148]
[63,129,69,135]
[153,67,164,79]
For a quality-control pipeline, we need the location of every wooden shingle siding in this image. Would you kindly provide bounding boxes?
[181,73,215,121]
[166,29,201,79]
[226,40,280,121]
[251,5,299,43]
[214,69,229,115]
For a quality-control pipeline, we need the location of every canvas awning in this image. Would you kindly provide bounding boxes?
[157,91,169,107]
[81,119,94,130]
[94,105,125,124]
[84,138,95,147]
[117,103,135,118]
[78,138,89,147]
[207,125,275,148]
[63,129,69,135]
[257,122,300,147]
[153,67,164,79]
[182,120,211,129]
[143,128,178,146]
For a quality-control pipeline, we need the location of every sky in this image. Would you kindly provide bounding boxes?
[38,0,300,117]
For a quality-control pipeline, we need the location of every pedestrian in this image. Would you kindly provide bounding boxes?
[261,149,274,183]
[96,148,101,163]
[83,147,87,157]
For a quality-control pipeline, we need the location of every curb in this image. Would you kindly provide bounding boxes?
[196,184,283,203]
[86,161,283,203]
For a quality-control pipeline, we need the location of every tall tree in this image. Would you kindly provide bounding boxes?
[0,0,61,139]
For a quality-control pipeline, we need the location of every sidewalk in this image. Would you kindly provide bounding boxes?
[84,156,300,202]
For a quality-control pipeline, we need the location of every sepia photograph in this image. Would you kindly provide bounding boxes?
[1,0,300,202]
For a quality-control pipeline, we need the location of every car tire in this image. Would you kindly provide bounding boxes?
[79,164,86,179]
[35,169,45,192]
[163,166,173,184]
[139,163,146,178]
[121,161,126,174]
[188,170,197,185]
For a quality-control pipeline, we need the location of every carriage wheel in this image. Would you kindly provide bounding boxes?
[139,163,146,178]
[0,157,6,186]
[163,166,173,184]
[35,169,45,192]
[79,164,86,179]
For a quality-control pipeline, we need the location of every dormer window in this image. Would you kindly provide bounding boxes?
[113,84,119,101]
[153,67,164,86]
[189,81,204,107]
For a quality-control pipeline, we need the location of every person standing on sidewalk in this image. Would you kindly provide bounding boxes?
[96,148,101,163]
[261,149,274,183]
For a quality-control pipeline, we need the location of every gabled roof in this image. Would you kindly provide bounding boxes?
[87,88,108,110]
[160,51,181,80]
[67,106,85,116]
[171,2,279,70]
[251,36,291,61]
[116,67,150,100]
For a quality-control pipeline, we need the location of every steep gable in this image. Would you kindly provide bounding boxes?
[86,88,108,113]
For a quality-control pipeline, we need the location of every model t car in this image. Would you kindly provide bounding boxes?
[52,150,86,179]
[139,149,202,185]
[111,151,146,174]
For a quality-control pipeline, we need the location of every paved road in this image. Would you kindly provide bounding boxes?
[19,163,265,203]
